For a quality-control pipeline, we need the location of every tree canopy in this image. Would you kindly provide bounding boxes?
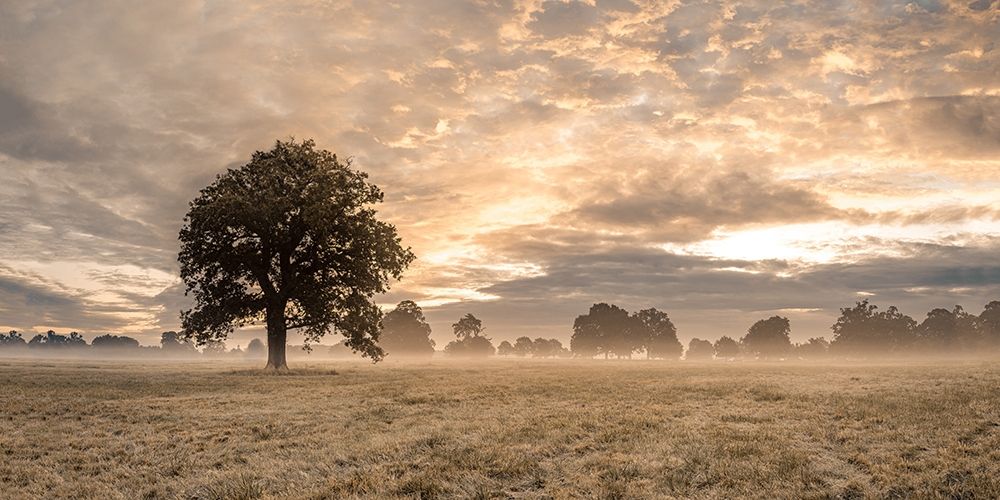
[452,314,485,339]
[571,303,639,358]
[686,338,714,360]
[741,316,792,359]
[178,139,414,369]
[444,313,494,358]
[92,334,140,349]
[379,300,435,358]
[713,336,741,359]
[830,300,916,355]
[636,308,682,360]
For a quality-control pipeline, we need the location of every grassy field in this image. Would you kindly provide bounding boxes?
[1,359,999,499]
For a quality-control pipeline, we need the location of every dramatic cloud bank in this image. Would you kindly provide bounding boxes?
[1,0,998,346]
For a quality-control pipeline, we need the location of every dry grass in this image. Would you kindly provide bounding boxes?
[1,358,998,499]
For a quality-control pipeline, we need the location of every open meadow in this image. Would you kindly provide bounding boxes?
[1,359,999,499]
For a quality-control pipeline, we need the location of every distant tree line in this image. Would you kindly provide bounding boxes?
[6,299,1000,361]
[567,300,1000,360]
[0,330,268,359]
[496,337,571,358]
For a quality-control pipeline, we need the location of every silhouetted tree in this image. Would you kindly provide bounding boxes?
[686,338,714,360]
[0,330,26,348]
[178,139,414,370]
[497,340,514,356]
[796,337,829,359]
[513,336,534,357]
[714,336,741,359]
[979,301,1000,349]
[444,313,494,358]
[636,308,682,360]
[91,334,140,350]
[452,314,484,339]
[246,338,266,358]
[830,300,916,356]
[160,331,197,355]
[532,338,564,358]
[27,331,86,350]
[379,300,435,358]
[742,316,792,360]
[571,303,637,358]
[916,306,980,352]
[444,336,495,358]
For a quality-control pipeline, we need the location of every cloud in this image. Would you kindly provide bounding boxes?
[528,1,601,38]
[0,0,997,343]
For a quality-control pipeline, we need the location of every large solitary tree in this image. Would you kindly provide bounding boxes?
[178,139,414,369]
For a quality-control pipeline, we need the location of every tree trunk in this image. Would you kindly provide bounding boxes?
[264,299,288,370]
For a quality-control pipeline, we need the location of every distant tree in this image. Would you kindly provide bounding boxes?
[636,308,682,360]
[328,340,354,358]
[713,336,741,359]
[796,337,829,359]
[570,303,638,358]
[497,340,514,357]
[66,332,87,347]
[178,139,415,370]
[686,338,714,360]
[916,306,980,352]
[91,334,140,350]
[246,338,266,358]
[531,338,564,358]
[979,301,1000,349]
[443,313,494,358]
[444,336,495,358]
[160,331,197,355]
[452,314,485,339]
[0,330,26,348]
[513,336,534,357]
[202,339,228,357]
[742,316,792,360]
[379,301,435,358]
[830,300,916,356]
[27,331,86,350]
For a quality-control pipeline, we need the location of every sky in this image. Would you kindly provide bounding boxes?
[1,0,998,348]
